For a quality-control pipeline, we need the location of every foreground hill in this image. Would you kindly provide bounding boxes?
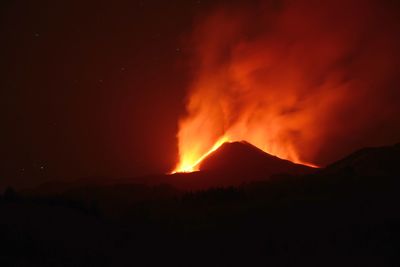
[1,142,400,266]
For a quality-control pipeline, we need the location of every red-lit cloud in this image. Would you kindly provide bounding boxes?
[174,0,400,172]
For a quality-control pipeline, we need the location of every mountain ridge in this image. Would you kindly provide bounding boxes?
[199,140,316,176]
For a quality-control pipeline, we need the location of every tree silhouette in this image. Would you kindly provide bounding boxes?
[3,186,19,201]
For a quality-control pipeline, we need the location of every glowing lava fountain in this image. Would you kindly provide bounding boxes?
[172,136,229,173]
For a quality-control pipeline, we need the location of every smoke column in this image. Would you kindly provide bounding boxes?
[174,0,400,172]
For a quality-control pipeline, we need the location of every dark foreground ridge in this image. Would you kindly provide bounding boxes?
[1,142,400,266]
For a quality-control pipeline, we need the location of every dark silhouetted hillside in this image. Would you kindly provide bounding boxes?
[321,142,400,176]
[199,141,315,176]
[1,142,400,266]
[200,141,314,174]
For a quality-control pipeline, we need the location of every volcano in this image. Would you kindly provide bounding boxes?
[199,141,315,177]
[169,141,316,189]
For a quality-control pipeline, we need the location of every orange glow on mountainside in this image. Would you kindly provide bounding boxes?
[172,135,317,174]
[173,136,229,173]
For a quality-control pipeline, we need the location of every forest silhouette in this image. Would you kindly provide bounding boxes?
[1,142,400,266]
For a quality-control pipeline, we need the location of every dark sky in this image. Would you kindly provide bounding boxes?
[0,0,220,183]
[1,0,400,187]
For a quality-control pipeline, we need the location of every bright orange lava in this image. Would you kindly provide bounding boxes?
[172,136,229,173]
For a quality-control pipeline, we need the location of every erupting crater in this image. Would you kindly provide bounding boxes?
[172,139,317,175]
[172,136,229,173]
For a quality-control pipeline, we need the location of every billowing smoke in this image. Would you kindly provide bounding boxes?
[174,0,400,172]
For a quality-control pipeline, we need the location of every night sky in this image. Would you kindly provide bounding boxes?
[0,0,207,182]
[1,0,400,187]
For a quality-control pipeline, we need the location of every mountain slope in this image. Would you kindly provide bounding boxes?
[321,142,400,176]
[199,141,315,177]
